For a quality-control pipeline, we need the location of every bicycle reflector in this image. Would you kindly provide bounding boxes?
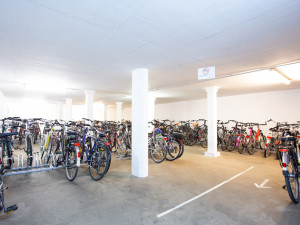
[279,149,289,152]
[74,143,80,146]
[105,142,110,146]
[76,146,80,167]
[282,163,287,168]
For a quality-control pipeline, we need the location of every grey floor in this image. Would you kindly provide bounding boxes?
[1,144,300,225]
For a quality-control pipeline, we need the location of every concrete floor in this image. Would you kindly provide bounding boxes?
[1,144,300,225]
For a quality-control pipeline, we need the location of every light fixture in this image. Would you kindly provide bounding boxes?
[25,83,67,94]
[277,63,300,80]
[271,67,291,85]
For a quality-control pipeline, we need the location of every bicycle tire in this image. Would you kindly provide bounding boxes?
[284,155,299,203]
[116,136,127,158]
[259,134,266,150]
[188,132,197,146]
[221,137,227,151]
[226,134,236,151]
[6,142,13,169]
[177,143,184,158]
[33,131,37,144]
[200,133,208,148]
[166,140,180,161]
[264,146,271,158]
[150,141,167,163]
[238,135,246,154]
[247,136,255,155]
[26,137,33,167]
[89,146,110,181]
[65,147,78,182]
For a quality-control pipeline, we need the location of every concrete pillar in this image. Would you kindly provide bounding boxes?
[85,90,95,120]
[103,104,107,121]
[115,102,123,122]
[57,101,63,121]
[0,89,8,118]
[132,68,148,177]
[66,98,72,121]
[148,94,156,122]
[204,86,220,157]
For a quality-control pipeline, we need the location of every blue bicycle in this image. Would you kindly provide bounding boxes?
[79,125,111,181]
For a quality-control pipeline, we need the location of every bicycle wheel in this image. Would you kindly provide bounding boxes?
[200,133,208,148]
[116,136,127,158]
[177,143,184,158]
[238,135,246,154]
[284,154,299,203]
[221,136,227,151]
[264,146,271,158]
[166,140,180,161]
[226,134,236,151]
[259,134,266,150]
[5,142,13,169]
[33,130,37,144]
[150,141,167,163]
[26,137,33,167]
[188,132,197,146]
[65,147,78,181]
[18,131,22,145]
[89,146,111,181]
[247,136,255,155]
[49,140,59,167]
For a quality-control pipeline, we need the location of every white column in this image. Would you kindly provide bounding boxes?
[132,68,148,177]
[66,98,72,121]
[103,104,107,121]
[57,101,63,121]
[115,102,123,122]
[85,90,95,120]
[148,94,156,122]
[0,89,8,118]
[204,86,220,157]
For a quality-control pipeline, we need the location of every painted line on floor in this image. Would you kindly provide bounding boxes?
[156,166,254,218]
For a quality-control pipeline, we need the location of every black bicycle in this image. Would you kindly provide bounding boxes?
[279,126,300,203]
[0,133,18,215]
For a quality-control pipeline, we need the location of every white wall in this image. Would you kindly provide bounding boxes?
[107,105,116,121]
[121,88,300,125]
[155,88,300,124]
[8,98,56,119]
[0,90,8,118]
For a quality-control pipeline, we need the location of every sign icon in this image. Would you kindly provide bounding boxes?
[198,66,215,80]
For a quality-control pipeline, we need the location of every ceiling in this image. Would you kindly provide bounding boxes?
[0,0,300,106]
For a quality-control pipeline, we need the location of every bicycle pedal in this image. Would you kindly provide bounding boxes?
[4,205,18,214]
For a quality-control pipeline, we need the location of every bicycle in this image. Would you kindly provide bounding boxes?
[278,124,300,203]
[148,124,167,163]
[0,132,18,169]
[79,125,111,181]
[64,128,80,181]
[0,133,18,214]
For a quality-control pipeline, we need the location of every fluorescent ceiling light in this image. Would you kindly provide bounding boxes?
[25,84,67,93]
[271,68,291,85]
[277,63,300,80]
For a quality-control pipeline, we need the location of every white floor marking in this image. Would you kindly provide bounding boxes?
[156,166,254,218]
[255,179,271,188]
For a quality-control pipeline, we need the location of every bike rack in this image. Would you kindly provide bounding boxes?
[4,151,65,176]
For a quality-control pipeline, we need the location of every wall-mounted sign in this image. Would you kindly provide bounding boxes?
[198,66,215,80]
